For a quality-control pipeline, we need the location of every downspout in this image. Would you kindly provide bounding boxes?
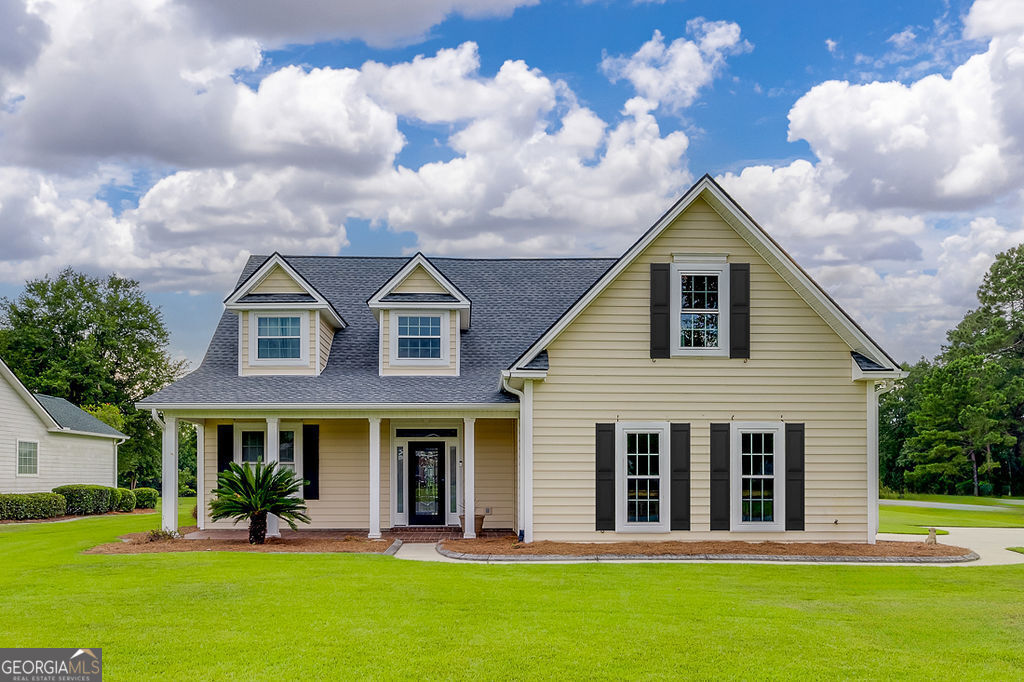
[868,379,899,544]
[501,373,533,543]
[151,408,165,431]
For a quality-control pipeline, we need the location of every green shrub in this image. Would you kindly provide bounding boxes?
[115,488,136,512]
[0,492,67,520]
[52,485,114,515]
[133,487,158,509]
[110,487,123,509]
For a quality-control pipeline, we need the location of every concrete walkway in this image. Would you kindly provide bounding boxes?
[879,527,1024,566]
[881,499,1017,512]
[391,534,1021,567]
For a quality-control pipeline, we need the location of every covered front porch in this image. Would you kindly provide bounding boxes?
[156,409,519,539]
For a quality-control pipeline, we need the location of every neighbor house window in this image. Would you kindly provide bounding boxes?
[671,260,729,356]
[257,316,302,359]
[397,315,441,359]
[614,422,670,532]
[730,422,785,531]
[17,441,38,475]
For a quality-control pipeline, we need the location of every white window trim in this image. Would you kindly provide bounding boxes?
[248,310,310,366]
[614,421,671,533]
[277,422,304,499]
[388,309,450,367]
[670,261,730,357]
[730,421,786,532]
[234,423,266,464]
[16,439,39,477]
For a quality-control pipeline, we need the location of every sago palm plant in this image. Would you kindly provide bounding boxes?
[210,462,310,544]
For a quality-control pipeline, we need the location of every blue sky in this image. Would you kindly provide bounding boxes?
[0,0,1022,367]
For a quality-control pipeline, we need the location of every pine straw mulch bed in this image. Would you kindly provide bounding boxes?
[440,536,976,563]
[85,526,394,555]
[1,509,155,524]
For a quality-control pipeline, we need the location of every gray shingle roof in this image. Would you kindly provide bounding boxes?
[141,256,614,406]
[34,394,127,439]
[851,351,889,371]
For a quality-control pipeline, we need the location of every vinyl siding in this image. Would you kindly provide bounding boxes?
[380,310,459,376]
[393,266,447,294]
[475,418,516,529]
[202,419,391,530]
[250,265,306,294]
[531,197,869,542]
[0,377,117,492]
[318,313,334,373]
[238,311,318,376]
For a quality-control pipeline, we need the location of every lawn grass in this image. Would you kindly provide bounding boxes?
[880,492,1024,507]
[1,499,1023,679]
[879,504,1024,536]
[1010,547,1024,555]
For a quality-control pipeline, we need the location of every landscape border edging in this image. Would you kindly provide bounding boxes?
[435,543,980,564]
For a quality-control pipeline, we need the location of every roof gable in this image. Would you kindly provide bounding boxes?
[0,355,59,429]
[224,253,345,328]
[0,356,126,439]
[509,174,899,372]
[368,253,472,329]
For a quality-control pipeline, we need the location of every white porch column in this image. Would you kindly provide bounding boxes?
[369,417,382,539]
[161,415,178,533]
[464,417,476,538]
[195,421,205,530]
[266,417,280,537]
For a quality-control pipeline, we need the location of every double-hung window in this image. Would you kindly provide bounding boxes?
[17,441,38,476]
[671,260,729,356]
[730,422,785,531]
[389,310,450,366]
[614,422,670,532]
[397,315,441,359]
[250,311,309,365]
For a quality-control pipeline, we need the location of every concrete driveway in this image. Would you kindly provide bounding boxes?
[879,527,1024,566]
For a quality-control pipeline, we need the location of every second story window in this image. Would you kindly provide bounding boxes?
[257,316,301,359]
[671,261,730,356]
[248,310,310,367]
[679,273,719,349]
[397,315,442,359]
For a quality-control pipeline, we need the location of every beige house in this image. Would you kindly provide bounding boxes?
[140,175,904,543]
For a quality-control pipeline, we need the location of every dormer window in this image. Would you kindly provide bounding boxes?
[389,310,450,366]
[257,316,302,359]
[249,310,310,366]
[397,315,442,359]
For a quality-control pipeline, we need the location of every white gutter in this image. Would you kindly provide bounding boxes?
[151,408,165,430]
[137,401,518,412]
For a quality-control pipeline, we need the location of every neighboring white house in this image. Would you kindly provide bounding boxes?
[1,356,127,493]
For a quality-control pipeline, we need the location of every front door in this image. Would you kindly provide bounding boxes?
[408,441,445,525]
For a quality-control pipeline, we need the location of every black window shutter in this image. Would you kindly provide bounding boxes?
[709,423,731,530]
[595,423,615,530]
[216,424,233,472]
[730,263,750,359]
[670,423,690,531]
[785,423,805,531]
[303,424,320,500]
[650,263,671,359]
